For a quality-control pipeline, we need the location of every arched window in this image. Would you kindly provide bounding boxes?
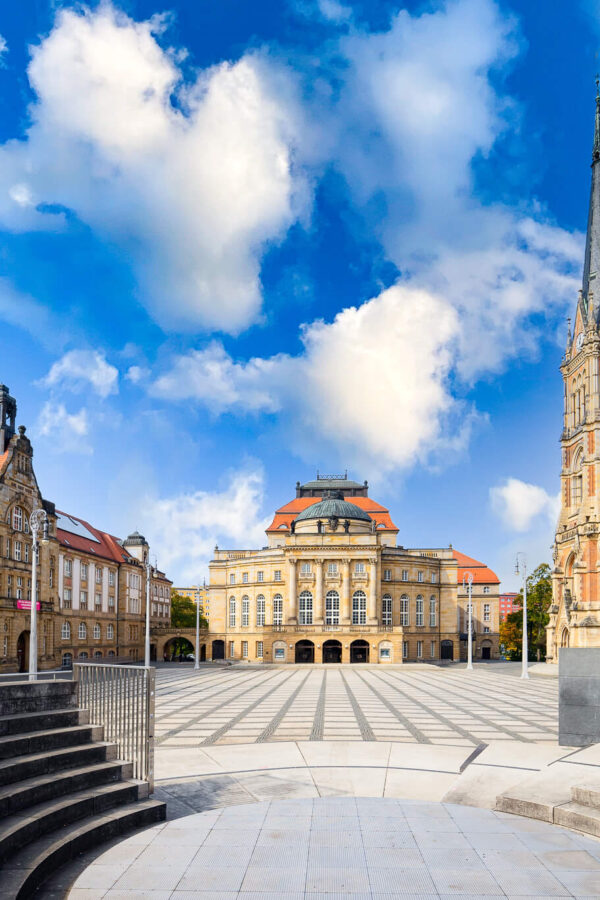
[241,595,249,627]
[325,590,339,625]
[94,650,102,658]
[298,590,313,625]
[273,594,283,625]
[228,596,236,627]
[93,623,101,640]
[78,622,86,639]
[108,650,115,657]
[429,596,436,627]
[382,594,392,626]
[107,624,114,640]
[61,621,71,640]
[12,506,23,531]
[400,594,409,626]
[416,595,424,627]
[78,651,88,659]
[62,652,72,668]
[256,595,265,627]
[352,590,366,625]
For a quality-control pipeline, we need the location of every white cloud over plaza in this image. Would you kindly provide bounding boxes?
[40,350,119,398]
[490,477,560,532]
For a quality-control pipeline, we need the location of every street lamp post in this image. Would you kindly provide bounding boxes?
[29,508,48,681]
[515,553,529,679]
[144,553,151,668]
[462,571,474,670]
[194,586,200,671]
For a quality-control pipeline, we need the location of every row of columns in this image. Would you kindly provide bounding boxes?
[287,557,378,624]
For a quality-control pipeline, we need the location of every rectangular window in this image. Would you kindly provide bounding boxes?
[417,641,423,658]
[327,562,338,576]
[256,641,263,658]
[402,570,409,581]
[430,641,436,658]
[380,647,391,659]
[382,595,392,626]
[325,591,340,625]
[573,475,583,505]
[242,572,248,583]
[355,561,365,575]
[484,603,490,622]
[65,559,72,577]
[273,595,283,625]
[402,641,408,659]
[431,572,437,583]
[417,571,423,583]
[400,596,409,627]
[95,567,102,584]
[229,573,235,585]
[95,592,102,609]
[274,646,285,660]
[256,596,265,626]
[383,568,392,581]
[109,570,115,587]
[300,562,311,576]
[274,570,281,581]
[229,597,236,627]
[80,591,88,609]
[242,641,248,659]
[416,597,424,627]
[5,539,9,558]
[229,641,235,659]
[24,544,29,563]
[352,592,367,625]
[257,571,264,583]
[108,595,114,609]
[81,563,88,581]
[483,586,490,594]
[14,541,21,561]
[6,576,11,599]
[484,626,490,633]
[429,597,436,627]
[242,597,249,627]
[49,567,54,588]
[63,588,71,608]
[299,592,313,625]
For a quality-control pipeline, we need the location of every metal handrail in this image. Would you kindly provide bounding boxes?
[73,663,155,790]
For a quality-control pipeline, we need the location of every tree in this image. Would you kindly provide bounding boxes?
[499,563,552,661]
[170,592,208,629]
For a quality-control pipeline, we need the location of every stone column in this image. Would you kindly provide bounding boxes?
[315,559,324,624]
[287,558,297,624]
[368,556,378,623]
[341,560,351,623]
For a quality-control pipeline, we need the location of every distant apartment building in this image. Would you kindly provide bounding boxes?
[499,592,520,622]
[173,585,209,620]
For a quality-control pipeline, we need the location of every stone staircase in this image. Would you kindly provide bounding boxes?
[0,679,166,899]
[497,773,600,839]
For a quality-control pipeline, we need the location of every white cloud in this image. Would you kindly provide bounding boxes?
[41,350,118,398]
[0,35,7,63]
[490,477,560,532]
[139,466,271,582]
[154,283,471,475]
[125,365,150,385]
[36,401,91,454]
[0,277,58,347]
[0,4,307,333]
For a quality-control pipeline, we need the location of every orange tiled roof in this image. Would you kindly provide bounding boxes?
[266,496,398,533]
[453,549,499,584]
[56,510,129,564]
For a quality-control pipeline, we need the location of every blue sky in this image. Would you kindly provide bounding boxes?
[0,0,595,586]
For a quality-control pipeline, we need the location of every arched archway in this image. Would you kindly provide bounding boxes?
[17,631,29,673]
[212,639,225,660]
[565,553,576,578]
[295,640,314,663]
[322,639,342,663]
[163,636,194,661]
[561,627,570,648]
[350,639,369,663]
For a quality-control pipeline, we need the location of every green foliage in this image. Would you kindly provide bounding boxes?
[170,591,208,629]
[499,563,552,661]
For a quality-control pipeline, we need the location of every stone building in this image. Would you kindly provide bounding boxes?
[207,475,499,664]
[548,83,600,660]
[0,384,171,673]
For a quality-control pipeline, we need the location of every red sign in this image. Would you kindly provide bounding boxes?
[17,600,41,610]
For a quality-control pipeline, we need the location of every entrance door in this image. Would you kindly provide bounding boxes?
[212,639,225,660]
[441,640,453,660]
[350,639,369,663]
[481,646,491,660]
[17,631,29,673]
[200,644,206,662]
[322,640,342,663]
[295,640,314,663]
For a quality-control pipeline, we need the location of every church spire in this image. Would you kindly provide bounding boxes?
[581,76,600,319]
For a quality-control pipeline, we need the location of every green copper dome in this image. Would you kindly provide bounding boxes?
[295,496,372,523]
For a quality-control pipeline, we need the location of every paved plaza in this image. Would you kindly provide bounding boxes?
[154,663,558,748]
[70,796,600,898]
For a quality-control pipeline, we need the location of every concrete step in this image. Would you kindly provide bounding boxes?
[0,760,132,817]
[554,801,600,838]
[0,799,166,899]
[0,707,89,737]
[571,782,600,808]
[0,780,145,864]
[0,681,77,716]
[0,741,117,788]
[0,724,103,760]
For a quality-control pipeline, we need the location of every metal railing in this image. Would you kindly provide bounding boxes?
[73,663,155,791]
[0,669,72,682]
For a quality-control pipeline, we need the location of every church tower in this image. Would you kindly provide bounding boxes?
[548,79,600,660]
